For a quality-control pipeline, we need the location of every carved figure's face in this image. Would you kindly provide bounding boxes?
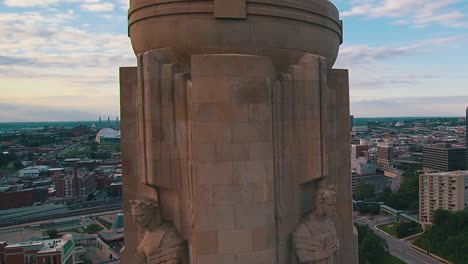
[316,197,336,217]
[132,209,152,228]
[322,198,336,216]
[130,199,159,228]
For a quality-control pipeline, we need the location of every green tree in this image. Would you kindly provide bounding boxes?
[354,183,375,201]
[415,209,468,263]
[46,228,59,239]
[13,160,24,170]
[396,221,421,238]
[90,142,98,151]
[84,223,103,234]
[356,225,389,264]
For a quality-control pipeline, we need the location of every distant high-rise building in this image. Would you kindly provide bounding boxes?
[419,170,468,229]
[377,142,393,168]
[351,144,369,158]
[350,115,354,131]
[423,143,466,172]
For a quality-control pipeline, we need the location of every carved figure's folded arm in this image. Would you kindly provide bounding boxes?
[294,223,334,263]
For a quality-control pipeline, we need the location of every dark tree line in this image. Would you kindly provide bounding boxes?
[354,163,421,214]
[356,225,404,264]
[415,209,468,264]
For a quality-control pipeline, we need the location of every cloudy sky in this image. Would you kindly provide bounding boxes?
[0,0,467,121]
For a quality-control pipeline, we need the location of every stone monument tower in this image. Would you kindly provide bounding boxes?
[119,0,357,263]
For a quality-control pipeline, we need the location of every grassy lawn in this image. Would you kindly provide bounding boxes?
[0,167,18,174]
[63,150,89,158]
[97,144,120,152]
[378,222,422,239]
[378,223,397,237]
[383,253,407,264]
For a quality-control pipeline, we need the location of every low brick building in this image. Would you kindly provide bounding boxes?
[1,236,74,264]
[0,188,35,210]
[52,170,96,200]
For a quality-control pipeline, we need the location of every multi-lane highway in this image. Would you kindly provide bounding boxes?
[354,217,442,264]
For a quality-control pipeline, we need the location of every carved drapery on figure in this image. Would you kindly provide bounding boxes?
[293,185,339,264]
[130,198,187,264]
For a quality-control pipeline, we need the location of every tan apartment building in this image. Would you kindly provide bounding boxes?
[419,170,468,229]
[377,142,393,168]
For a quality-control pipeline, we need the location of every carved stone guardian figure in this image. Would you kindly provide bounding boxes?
[293,185,339,263]
[130,198,187,264]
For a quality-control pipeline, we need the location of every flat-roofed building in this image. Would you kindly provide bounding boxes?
[351,144,369,158]
[419,170,468,229]
[0,188,37,210]
[377,142,393,168]
[423,143,466,172]
[2,235,74,264]
[52,170,96,200]
[18,166,50,178]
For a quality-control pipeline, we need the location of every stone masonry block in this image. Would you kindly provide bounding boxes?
[196,184,213,206]
[230,78,270,103]
[190,77,230,103]
[232,122,272,143]
[192,143,216,162]
[236,249,275,264]
[251,183,273,203]
[215,143,250,161]
[235,203,274,229]
[218,229,253,253]
[252,227,274,251]
[214,0,246,19]
[192,103,249,122]
[249,142,273,160]
[192,122,232,143]
[191,54,274,78]
[232,160,274,184]
[248,103,272,121]
[195,161,233,185]
[197,254,236,264]
[196,230,219,255]
[214,184,252,205]
[196,206,235,231]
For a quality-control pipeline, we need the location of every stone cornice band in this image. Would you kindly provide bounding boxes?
[128,0,342,41]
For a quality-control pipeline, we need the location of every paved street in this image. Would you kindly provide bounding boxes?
[354,217,442,264]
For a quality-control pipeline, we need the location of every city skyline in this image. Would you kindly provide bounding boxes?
[0,0,468,121]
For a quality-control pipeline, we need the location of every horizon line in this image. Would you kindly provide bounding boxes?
[0,116,466,123]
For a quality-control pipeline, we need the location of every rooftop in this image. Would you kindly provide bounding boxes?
[425,143,466,150]
[19,166,50,171]
[423,170,468,177]
[98,229,124,242]
[37,238,70,254]
[5,240,44,249]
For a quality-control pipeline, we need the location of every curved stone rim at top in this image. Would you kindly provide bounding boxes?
[128,0,342,41]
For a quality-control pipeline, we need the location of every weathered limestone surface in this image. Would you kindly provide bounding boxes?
[119,67,139,264]
[120,0,357,263]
